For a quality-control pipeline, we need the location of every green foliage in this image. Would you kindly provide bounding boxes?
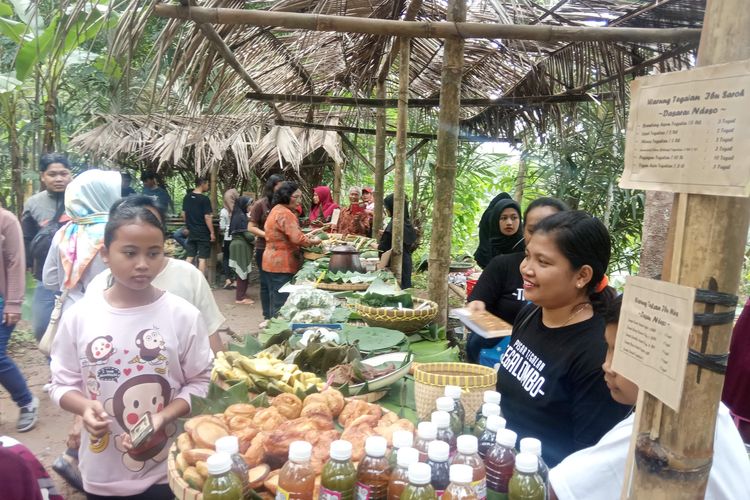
[189,381,250,416]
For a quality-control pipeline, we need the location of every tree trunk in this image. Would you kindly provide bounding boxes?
[627,0,750,497]
[638,191,674,279]
[514,156,527,203]
[427,0,466,325]
[42,84,57,153]
[333,161,343,205]
[391,38,411,281]
[7,99,23,216]
[373,81,386,238]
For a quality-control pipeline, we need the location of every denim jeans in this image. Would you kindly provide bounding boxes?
[266,271,294,319]
[172,227,188,249]
[255,249,271,319]
[0,299,34,408]
[31,282,56,342]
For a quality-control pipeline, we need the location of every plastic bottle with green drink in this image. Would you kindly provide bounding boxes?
[356,436,390,500]
[320,440,358,500]
[507,452,545,500]
[401,462,437,500]
[450,435,486,500]
[203,453,243,500]
[215,436,251,498]
[426,440,450,498]
[478,415,506,460]
[473,403,501,438]
[484,429,517,500]
[444,386,466,430]
[388,447,420,500]
[389,431,415,470]
[518,439,547,500]
[474,392,501,423]
[442,464,478,500]
[414,422,437,462]
[432,411,457,455]
[436,397,463,437]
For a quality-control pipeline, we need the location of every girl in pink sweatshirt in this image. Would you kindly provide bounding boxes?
[49,202,212,499]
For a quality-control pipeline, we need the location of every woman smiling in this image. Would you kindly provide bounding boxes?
[496,210,631,467]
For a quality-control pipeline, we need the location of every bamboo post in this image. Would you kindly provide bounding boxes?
[391,38,411,282]
[626,0,750,497]
[514,155,527,204]
[373,81,386,239]
[333,160,343,205]
[208,164,219,285]
[427,0,465,326]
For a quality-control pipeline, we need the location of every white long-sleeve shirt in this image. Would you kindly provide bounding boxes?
[49,291,212,496]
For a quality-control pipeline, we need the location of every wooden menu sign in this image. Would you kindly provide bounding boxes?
[620,59,750,197]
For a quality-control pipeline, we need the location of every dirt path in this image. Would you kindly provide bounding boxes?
[0,286,263,499]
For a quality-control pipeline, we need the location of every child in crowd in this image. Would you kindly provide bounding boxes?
[549,295,750,499]
[49,203,212,499]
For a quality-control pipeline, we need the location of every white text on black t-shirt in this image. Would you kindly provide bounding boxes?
[500,339,547,397]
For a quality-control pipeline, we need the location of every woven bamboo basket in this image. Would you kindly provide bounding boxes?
[354,298,438,333]
[316,281,370,291]
[303,251,328,260]
[413,362,497,425]
[168,443,203,500]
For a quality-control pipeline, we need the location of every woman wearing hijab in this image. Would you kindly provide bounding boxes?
[43,169,121,311]
[473,197,524,269]
[219,188,240,289]
[378,194,418,289]
[309,186,339,225]
[228,196,255,305]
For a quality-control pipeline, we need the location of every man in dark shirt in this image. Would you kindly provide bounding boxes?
[120,172,136,197]
[181,177,215,276]
[21,153,72,340]
[141,171,173,214]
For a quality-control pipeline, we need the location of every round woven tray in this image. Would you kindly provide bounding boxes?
[303,251,328,260]
[354,298,438,333]
[168,443,203,500]
[413,362,497,425]
[316,281,370,291]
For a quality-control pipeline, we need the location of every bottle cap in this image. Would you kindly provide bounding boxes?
[445,385,462,400]
[427,439,450,462]
[288,441,312,462]
[485,415,506,433]
[330,440,352,461]
[397,447,420,468]
[515,452,539,474]
[418,421,437,440]
[408,462,432,485]
[431,410,451,429]
[365,436,388,458]
[449,464,473,484]
[393,430,414,450]
[456,435,478,455]
[214,435,239,455]
[481,403,501,418]
[436,397,455,412]
[483,391,501,405]
[207,452,232,475]
[496,429,517,448]
[519,437,542,457]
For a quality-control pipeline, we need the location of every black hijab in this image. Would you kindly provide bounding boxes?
[474,198,524,268]
[229,196,252,235]
[382,194,417,248]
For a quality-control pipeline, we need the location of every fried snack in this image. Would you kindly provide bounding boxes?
[339,400,382,427]
[378,412,399,427]
[302,393,328,408]
[300,401,333,420]
[320,388,345,417]
[243,432,268,467]
[227,415,256,433]
[374,417,416,445]
[264,417,335,467]
[340,414,379,461]
[234,427,260,454]
[310,429,340,474]
[185,415,228,435]
[224,403,259,420]
[191,418,230,449]
[252,407,288,431]
[271,393,303,419]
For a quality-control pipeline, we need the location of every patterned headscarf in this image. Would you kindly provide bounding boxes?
[55,169,121,289]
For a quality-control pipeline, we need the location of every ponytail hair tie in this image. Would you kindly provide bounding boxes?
[594,274,609,293]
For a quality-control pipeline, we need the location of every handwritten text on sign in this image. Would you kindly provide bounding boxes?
[620,59,750,197]
[612,277,695,411]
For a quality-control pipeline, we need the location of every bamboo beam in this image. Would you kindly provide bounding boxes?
[275,119,511,143]
[153,4,701,43]
[626,0,750,497]
[385,138,430,175]
[332,161,343,204]
[391,38,410,283]
[376,0,423,83]
[245,91,612,108]
[373,82,386,239]
[428,0,466,327]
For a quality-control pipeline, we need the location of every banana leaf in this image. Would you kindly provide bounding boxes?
[340,325,406,353]
[294,340,361,375]
[263,328,293,348]
[229,335,263,356]
[190,381,250,416]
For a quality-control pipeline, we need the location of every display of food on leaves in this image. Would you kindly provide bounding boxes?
[212,351,324,396]
[304,233,378,256]
[295,258,394,286]
[172,391,415,496]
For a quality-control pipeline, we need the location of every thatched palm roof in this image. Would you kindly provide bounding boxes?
[73,0,705,173]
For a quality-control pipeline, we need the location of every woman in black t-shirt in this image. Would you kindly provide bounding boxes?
[496,211,631,467]
[466,197,568,362]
